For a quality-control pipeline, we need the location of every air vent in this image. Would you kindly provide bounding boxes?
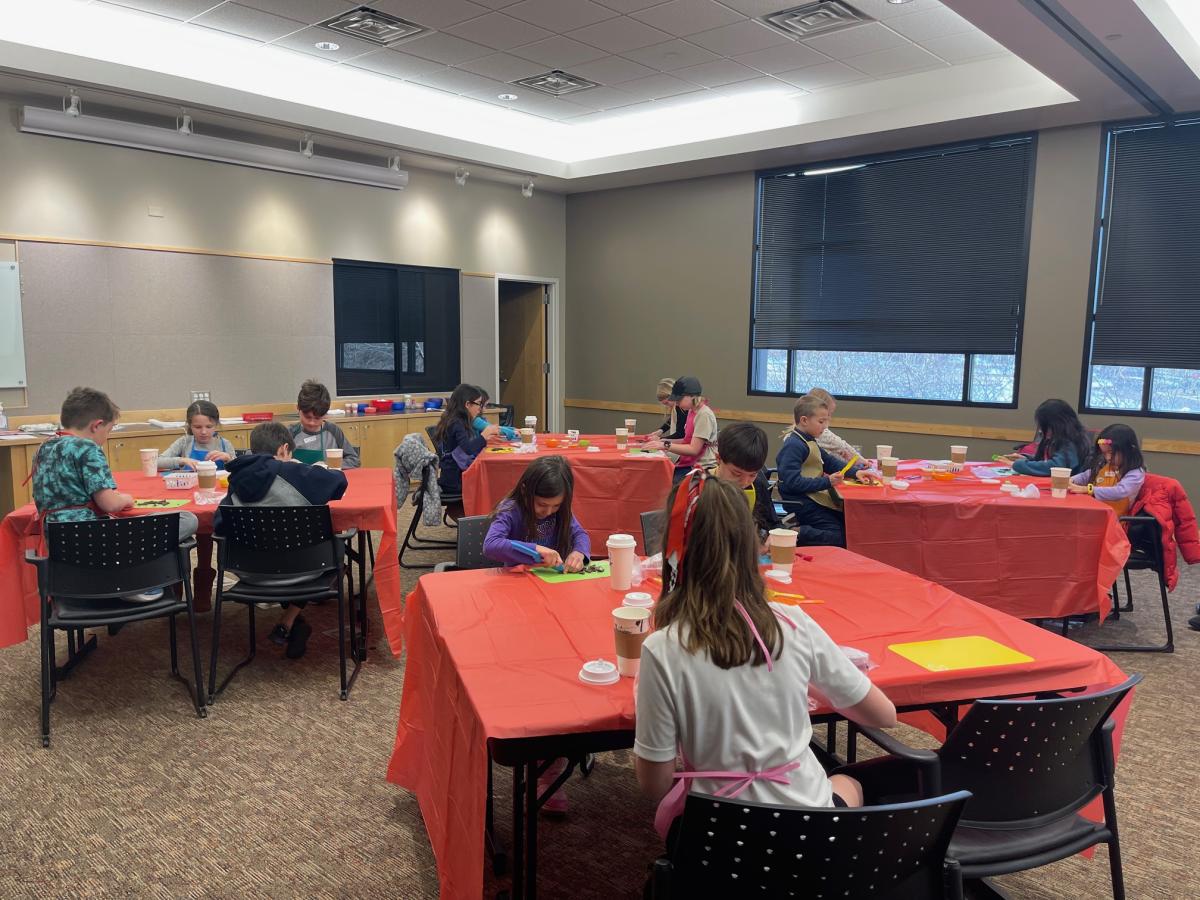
[762,1,874,40]
[318,6,427,46]
[511,69,599,97]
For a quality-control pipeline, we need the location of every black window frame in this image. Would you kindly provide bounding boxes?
[1078,113,1200,421]
[747,133,1037,409]
[333,258,461,397]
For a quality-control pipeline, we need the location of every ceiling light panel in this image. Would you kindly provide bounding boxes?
[512,69,599,96]
[762,1,875,40]
[318,7,429,46]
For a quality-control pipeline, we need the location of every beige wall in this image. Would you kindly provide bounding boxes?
[565,124,1198,493]
[0,99,565,414]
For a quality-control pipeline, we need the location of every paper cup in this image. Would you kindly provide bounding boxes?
[615,427,628,450]
[880,456,899,479]
[607,533,636,590]
[623,591,654,608]
[520,427,534,446]
[875,445,893,463]
[326,448,344,469]
[624,418,637,434]
[1050,466,1071,498]
[567,429,580,443]
[768,528,798,573]
[139,447,158,477]
[613,606,651,676]
[195,460,217,491]
[950,445,968,465]
[524,416,537,431]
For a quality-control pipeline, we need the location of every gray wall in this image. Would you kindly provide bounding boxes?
[0,98,565,414]
[564,124,1198,493]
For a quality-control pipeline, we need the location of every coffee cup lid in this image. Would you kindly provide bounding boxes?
[579,659,619,685]
[888,479,909,490]
[606,533,636,549]
[764,570,792,584]
[623,591,654,608]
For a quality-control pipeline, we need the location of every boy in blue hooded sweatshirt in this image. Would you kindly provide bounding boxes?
[215,421,347,658]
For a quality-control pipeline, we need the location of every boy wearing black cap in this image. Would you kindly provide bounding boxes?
[645,376,718,483]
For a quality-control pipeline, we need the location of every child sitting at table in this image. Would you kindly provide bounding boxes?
[33,387,197,600]
[216,421,348,659]
[470,385,518,441]
[776,394,878,547]
[705,422,782,535]
[634,473,897,840]
[158,399,236,470]
[434,383,501,497]
[1003,399,1090,477]
[807,387,858,464]
[289,379,360,468]
[483,455,590,571]
[1068,424,1145,516]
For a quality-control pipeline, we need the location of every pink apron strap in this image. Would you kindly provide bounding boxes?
[654,760,805,838]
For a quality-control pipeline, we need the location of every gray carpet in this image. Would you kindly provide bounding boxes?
[0,507,1196,899]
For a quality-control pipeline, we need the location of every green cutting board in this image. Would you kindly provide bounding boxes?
[530,560,611,583]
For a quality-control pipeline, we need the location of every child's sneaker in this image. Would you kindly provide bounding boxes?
[286,616,312,659]
[538,758,569,816]
[268,624,289,646]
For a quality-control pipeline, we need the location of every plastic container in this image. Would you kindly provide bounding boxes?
[372,399,393,413]
[164,471,198,490]
[392,401,407,413]
[423,398,444,411]
[357,403,369,414]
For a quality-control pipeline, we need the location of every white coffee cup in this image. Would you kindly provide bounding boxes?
[875,445,893,462]
[768,528,798,573]
[326,447,344,469]
[613,606,651,677]
[624,418,637,434]
[567,429,580,444]
[950,445,968,465]
[139,447,158,477]
[607,533,636,591]
[615,427,629,450]
[195,460,217,492]
[520,427,534,448]
[525,416,537,431]
[880,456,899,479]
[1050,466,1071,499]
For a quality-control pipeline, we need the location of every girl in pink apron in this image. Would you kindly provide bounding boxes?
[633,471,898,843]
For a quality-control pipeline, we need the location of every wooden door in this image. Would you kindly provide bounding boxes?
[498,282,546,427]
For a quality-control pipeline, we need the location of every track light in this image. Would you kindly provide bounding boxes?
[300,133,314,159]
[454,167,469,187]
[64,91,80,118]
[388,155,402,173]
[521,177,534,198]
[177,113,193,136]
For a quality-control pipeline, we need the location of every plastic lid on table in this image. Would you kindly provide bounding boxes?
[579,659,620,685]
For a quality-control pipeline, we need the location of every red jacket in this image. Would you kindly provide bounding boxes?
[1129,473,1200,591]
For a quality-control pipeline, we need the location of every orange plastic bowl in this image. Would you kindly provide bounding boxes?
[929,470,957,482]
[544,438,561,448]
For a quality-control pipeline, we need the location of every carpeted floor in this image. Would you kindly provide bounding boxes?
[1,504,1197,899]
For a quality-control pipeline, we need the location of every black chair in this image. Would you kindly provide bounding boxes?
[423,424,463,530]
[433,515,492,572]
[651,790,971,899]
[842,676,1140,900]
[641,509,666,557]
[209,505,359,701]
[1094,515,1173,653]
[399,460,461,570]
[24,514,206,747]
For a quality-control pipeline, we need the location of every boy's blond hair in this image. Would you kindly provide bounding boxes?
[808,387,835,407]
[656,377,676,402]
[792,394,828,423]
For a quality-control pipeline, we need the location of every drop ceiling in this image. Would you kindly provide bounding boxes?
[1,0,1199,191]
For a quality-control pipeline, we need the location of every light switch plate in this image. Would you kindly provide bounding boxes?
[190,390,211,403]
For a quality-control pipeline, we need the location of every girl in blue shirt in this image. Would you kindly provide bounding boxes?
[1006,399,1091,476]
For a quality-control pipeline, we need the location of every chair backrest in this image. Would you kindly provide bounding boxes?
[454,515,492,569]
[425,425,439,449]
[669,790,970,899]
[937,675,1140,827]
[45,514,182,598]
[641,509,666,557]
[218,505,339,576]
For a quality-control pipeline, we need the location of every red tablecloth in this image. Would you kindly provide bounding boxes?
[0,468,402,653]
[386,547,1129,900]
[842,463,1131,620]
[461,435,674,554]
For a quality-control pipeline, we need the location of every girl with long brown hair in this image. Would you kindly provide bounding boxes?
[634,472,897,837]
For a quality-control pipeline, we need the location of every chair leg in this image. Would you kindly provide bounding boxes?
[1061,617,1071,638]
[169,614,179,676]
[1121,568,1133,612]
[184,592,207,718]
[212,603,259,699]
[208,592,224,703]
[1103,786,1127,900]
[1095,568,1174,653]
[40,623,52,748]
[338,573,362,701]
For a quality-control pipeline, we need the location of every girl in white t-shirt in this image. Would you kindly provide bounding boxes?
[634,473,897,837]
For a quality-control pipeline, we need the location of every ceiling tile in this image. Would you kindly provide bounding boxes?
[707,75,797,97]
[469,0,524,8]
[446,12,553,50]
[623,38,720,71]
[614,72,702,101]
[847,0,947,21]
[712,0,797,15]
[775,60,869,90]
[269,25,380,61]
[847,43,946,76]
[509,35,609,67]
[235,0,354,23]
[102,0,224,19]
[671,58,759,87]
[558,84,639,109]
[457,51,546,81]
[593,0,666,12]
[567,16,672,53]
[801,21,910,59]
[630,0,745,38]
[412,68,510,95]
[688,19,789,57]
[397,31,495,64]
[343,48,447,78]
[505,0,619,33]
[493,91,586,118]
[365,0,492,29]
[920,30,1007,63]
[885,7,975,43]
[191,3,305,41]
[734,40,830,74]
[568,54,658,84]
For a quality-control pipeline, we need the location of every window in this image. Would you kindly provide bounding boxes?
[333,260,460,395]
[749,136,1035,405]
[1082,118,1200,418]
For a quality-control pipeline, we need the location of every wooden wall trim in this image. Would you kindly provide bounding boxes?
[564,398,1200,456]
[4,233,331,266]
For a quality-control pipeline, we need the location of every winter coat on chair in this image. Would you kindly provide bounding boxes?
[1129,473,1200,591]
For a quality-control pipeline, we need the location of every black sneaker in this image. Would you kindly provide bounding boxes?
[268,624,288,646]
[286,616,312,659]
[1189,614,1200,632]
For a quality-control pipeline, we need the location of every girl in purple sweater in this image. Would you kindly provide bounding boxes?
[483,456,591,572]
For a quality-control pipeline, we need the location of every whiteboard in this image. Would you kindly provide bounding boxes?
[0,262,26,388]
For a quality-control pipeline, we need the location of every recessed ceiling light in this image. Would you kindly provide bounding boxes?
[887,0,914,4]
[315,40,340,51]
[498,92,519,101]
